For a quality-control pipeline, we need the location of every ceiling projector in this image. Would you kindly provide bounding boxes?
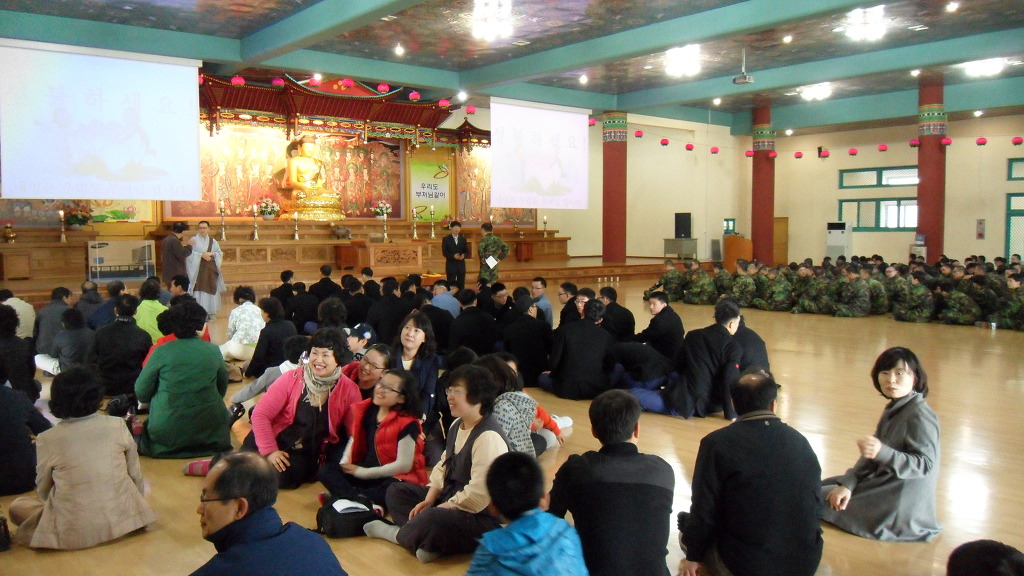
[733,48,754,84]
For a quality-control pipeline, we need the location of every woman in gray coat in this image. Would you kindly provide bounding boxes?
[821,347,941,542]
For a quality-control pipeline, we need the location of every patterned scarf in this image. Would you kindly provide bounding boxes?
[302,362,340,407]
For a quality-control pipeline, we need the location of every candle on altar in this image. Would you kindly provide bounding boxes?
[293,212,298,221]
[219,199,225,211]
[58,210,64,219]
[543,215,547,223]
[253,204,258,215]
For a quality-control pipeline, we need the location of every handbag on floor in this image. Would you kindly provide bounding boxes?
[315,495,378,538]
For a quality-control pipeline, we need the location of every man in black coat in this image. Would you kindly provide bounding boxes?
[540,300,615,400]
[308,265,344,302]
[160,221,192,284]
[556,282,580,327]
[269,270,294,308]
[366,277,413,347]
[441,220,469,290]
[84,294,153,397]
[415,292,453,355]
[501,297,553,388]
[448,289,500,356]
[342,278,373,326]
[633,291,685,361]
[599,286,635,342]
[733,317,770,373]
[285,282,320,333]
[680,371,823,576]
[660,299,742,419]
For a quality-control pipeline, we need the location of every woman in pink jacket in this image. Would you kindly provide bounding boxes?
[244,327,361,489]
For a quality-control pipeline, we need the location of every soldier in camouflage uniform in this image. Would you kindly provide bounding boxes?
[645,259,684,301]
[989,273,1024,330]
[834,264,871,317]
[967,274,1001,319]
[712,262,732,297]
[752,264,770,301]
[790,264,813,302]
[682,268,718,305]
[726,263,756,307]
[937,290,982,325]
[750,267,793,311]
[883,265,909,311]
[792,268,833,314]
[477,222,509,284]
[893,271,935,323]
[859,267,889,315]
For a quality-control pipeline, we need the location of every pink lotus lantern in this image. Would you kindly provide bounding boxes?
[588,118,597,126]
[341,78,355,88]
[878,144,888,152]
[660,138,669,146]
[438,99,451,108]
[377,83,390,93]
[308,77,322,87]
[909,139,921,148]
[745,150,754,158]
[768,150,778,158]
[198,74,204,84]
[466,106,477,115]
[848,148,859,156]
[794,151,804,158]
[1013,136,1024,146]
[941,137,953,146]
[271,78,285,87]
[976,137,987,146]
[709,146,719,154]
[634,130,644,138]
[230,75,245,86]
[820,150,831,158]
[685,143,695,151]
[409,91,421,101]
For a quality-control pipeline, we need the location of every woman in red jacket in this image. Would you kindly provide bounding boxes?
[319,368,427,509]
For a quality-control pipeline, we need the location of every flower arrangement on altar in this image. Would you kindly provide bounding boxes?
[258,198,281,217]
[63,204,92,226]
[440,215,454,230]
[371,198,393,217]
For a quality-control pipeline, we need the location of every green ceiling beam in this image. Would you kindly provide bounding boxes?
[478,83,616,112]
[263,49,459,91]
[619,28,1024,111]
[945,76,1024,112]
[460,0,868,91]
[241,0,429,63]
[633,105,736,127]
[0,10,237,62]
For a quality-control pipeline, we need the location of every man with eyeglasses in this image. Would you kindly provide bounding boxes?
[529,277,553,327]
[191,452,347,576]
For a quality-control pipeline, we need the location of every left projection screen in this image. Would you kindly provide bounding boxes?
[0,40,201,200]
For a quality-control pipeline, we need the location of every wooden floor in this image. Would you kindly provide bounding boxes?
[3,276,1023,576]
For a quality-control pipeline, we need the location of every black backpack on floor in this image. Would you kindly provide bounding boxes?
[315,495,378,538]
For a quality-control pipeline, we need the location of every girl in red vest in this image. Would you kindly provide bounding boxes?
[318,368,427,509]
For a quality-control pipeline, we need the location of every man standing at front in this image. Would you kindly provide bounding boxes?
[162,221,192,285]
[680,371,823,576]
[477,222,509,284]
[191,452,347,576]
[187,220,225,320]
[549,390,674,576]
[442,220,469,290]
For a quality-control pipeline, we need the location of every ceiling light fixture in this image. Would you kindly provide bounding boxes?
[798,82,833,101]
[946,2,959,12]
[665,44,701,78]
[456,91,468,102]
[974,110,984,117]
[962,58,1008,77]
[844,5,888,41]
[712,98,721,106]
[643,65,653,70]
[783,35,793,44]
[394,44,405,56]
[785,129,794,136]
[911,69,921,77]
[472,0,513,42]
[579,74,588,85]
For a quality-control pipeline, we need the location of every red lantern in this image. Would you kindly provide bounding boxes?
[820,150,831,158]
[588,118,597,126]
[341,78,355,88]
[710,146,719,154]
[878,144,888,152]
[466,106,477,115]
[409,91,421,101]
[438,99,451,108]
[230,75,245,86]
[308,77,321,87]
[909,139,921,148]
[634,130,644,138]
[377,83,390,93]
[271,78,285,87]
[685,143,695,151]
[1013,136,1024,146]
[976,137,987,146]
[941,137,953,146]
[794,151,804,158]
[744,150,754,157]
[660,138,670,146]
[848,148,858,156]
[198,74,204,85]
[768,150,778,158]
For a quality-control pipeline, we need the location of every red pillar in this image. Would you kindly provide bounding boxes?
[750,102,775,265]
[916,74,946,261]
[602,112,627,264]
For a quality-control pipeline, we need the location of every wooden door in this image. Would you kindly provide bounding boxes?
[773,217,789,265]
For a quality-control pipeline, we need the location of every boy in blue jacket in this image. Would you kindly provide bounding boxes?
[467,452,588,576]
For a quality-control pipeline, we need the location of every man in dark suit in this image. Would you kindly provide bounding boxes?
[501,297,553,388]
[284,282,319,333]
[343,278,373,326]
[633,291,685,361]
[448,289,499,356]
[556,282,579,327]
[733,317,770,373]
[269,270,294,308]
[160,221,192,284]
[414,292,453,355]
[441,220,469,290]
[366,277,413,347]
[309,265,343,302]
[680,371,823,576]
[599,286,636,341]
[539,300,615,400]
[658,298,743,419]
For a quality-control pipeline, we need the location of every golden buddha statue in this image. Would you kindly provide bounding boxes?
[284,135,345,221]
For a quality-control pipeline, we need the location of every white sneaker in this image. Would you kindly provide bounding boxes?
[552,415,573,429]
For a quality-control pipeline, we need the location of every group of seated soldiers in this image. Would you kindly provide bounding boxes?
[647,253,1024,330]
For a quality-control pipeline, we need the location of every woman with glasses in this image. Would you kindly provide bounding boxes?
[318,369,427,509]
[341,343,392,400]
[245,328,361,489]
